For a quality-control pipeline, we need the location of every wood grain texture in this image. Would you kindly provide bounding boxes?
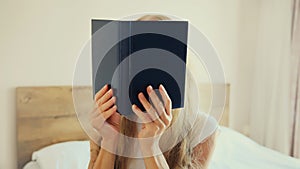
[16,84,230,168]
[16,86,89,169]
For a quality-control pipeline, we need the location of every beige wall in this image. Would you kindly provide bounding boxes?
[230,0,261,134]
[0,0,256,168]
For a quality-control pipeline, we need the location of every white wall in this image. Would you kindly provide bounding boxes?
[230,0,261,134]
[0,0,245,168]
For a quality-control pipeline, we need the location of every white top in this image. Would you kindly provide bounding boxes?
[128,111,218,169]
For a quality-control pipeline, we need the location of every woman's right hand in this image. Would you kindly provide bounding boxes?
[90,84,121,150]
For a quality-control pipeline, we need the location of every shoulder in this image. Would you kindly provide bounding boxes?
[189,112,219,148]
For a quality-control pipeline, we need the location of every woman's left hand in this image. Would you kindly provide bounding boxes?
[132,84,172,139]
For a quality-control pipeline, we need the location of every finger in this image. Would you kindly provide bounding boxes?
[138,92,159,120]
[147,85,170,126]
[148,85,170,126]
[97,88,113,106]
[138,93,165,129]
[147,85,165,117]
[95,84,109,101]
[99,96,116,112]
[101,105,117,120]
[159,84,172,115]
[132,104,152,123]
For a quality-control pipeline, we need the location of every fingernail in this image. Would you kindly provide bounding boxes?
[159,84,164,90]
[147,85,153,93]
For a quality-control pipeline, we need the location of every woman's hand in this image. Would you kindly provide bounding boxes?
[90,84,121,150]
[132,84,172,138]
[132,84,172,169]
[132,85,172,149]
[88,85,120,169]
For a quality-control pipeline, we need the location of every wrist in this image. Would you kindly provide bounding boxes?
[101,138,118,153]
[139,137,162,157]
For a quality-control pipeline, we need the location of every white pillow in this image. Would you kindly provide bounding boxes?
[32,141,90,169]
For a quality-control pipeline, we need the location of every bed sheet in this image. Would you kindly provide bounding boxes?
[23,127,300,169]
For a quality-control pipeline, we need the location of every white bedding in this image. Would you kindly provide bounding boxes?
[209,127,300,169]
[23,127,300,169]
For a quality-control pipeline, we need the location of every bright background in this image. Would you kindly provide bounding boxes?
[1,0,292,168]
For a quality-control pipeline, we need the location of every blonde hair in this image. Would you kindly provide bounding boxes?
[136,14,171,21]
[113,15,203,169]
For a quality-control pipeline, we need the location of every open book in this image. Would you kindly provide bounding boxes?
[92,19,188,116]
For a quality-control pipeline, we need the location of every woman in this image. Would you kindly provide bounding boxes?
[88,15,218,169]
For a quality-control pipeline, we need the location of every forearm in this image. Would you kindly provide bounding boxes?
[140,143,169,169]
[143,154,169,169]
[88,140,100,169]
[93,148,116,169]
[92,139,118,169]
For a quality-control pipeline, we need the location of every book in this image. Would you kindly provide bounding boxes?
[92,19,188,117]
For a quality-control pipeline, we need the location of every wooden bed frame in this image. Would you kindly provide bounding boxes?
[16,84,230,169]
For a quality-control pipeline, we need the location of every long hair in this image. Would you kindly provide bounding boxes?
[113,14,203,169]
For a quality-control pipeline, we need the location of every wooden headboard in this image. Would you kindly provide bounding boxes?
[16,84,229,169]
[16,86,90,169]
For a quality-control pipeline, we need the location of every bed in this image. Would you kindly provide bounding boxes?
[17,85,300,169]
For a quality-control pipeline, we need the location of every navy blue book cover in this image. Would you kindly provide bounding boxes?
[92,19,188,116]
